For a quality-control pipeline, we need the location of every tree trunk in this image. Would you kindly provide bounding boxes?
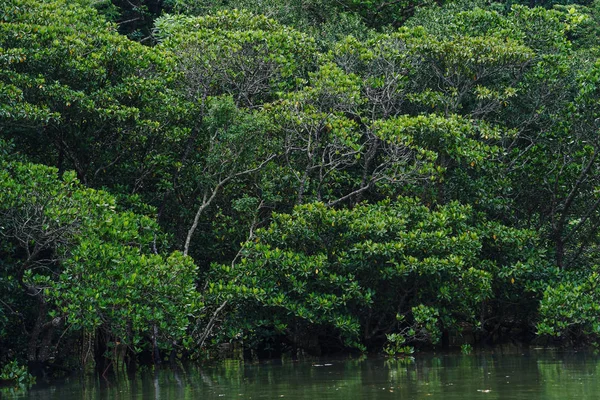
[27,295,47,362]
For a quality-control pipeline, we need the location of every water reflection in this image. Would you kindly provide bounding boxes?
[7,350,600,399]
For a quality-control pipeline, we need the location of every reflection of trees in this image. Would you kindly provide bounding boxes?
[385,352,541,399]
[17,352,600,399]
[538,353,600,400]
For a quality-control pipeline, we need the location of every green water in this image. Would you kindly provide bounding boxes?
[8,350,600,399]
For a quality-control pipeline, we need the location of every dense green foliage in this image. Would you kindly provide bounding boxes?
[209,199,543,353]
[0,149,199,370]
[2,0,600,379]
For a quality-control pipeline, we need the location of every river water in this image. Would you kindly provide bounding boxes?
[7,349,600,399]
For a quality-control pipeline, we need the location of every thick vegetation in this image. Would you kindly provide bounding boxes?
[1,0,600,381]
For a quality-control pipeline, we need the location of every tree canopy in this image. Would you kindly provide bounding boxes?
[2,0,600,381]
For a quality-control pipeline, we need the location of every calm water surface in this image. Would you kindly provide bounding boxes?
[9,350,600,399]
